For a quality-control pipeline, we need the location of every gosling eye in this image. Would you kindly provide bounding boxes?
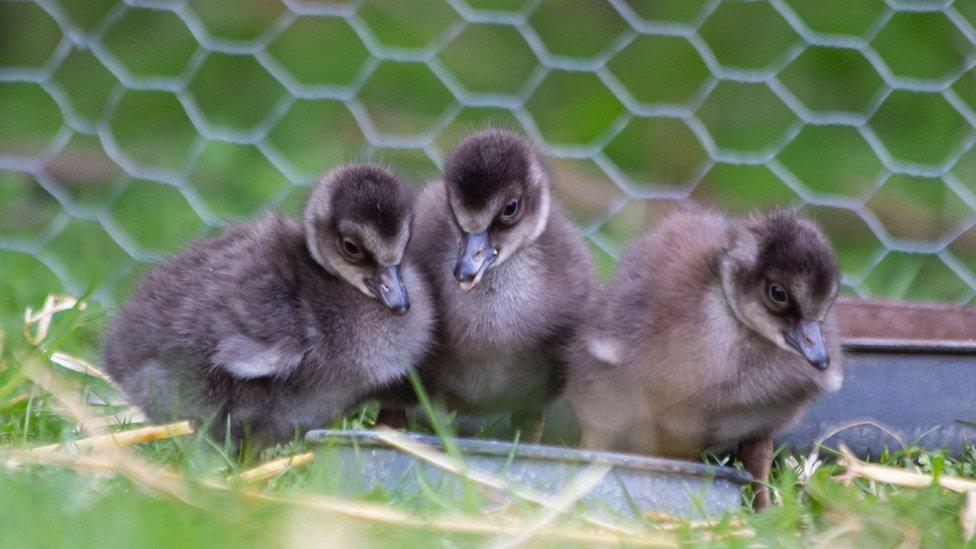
[499,199,519,222]
[767,282,789,306]
[340,237,364,261]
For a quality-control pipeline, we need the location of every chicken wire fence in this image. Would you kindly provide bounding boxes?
[3,0,976,316]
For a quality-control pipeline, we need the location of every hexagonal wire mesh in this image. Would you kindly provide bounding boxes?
[3,0,976,318]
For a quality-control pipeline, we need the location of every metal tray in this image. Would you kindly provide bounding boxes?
[377,341,976,458]
[306,429,751,518]
[778,338,976,456]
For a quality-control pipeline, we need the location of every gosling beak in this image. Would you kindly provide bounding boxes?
[365,264,410,316]
[453,231,497,291]
[784,320,830,370]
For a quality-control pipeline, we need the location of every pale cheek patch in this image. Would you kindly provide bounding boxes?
[528,182,550,243]
[335,260,376,298]
[304,220,327,269]
[393,220,410,262]
[457,209,492,235]
[526,159,550,242]
[448,194,488,235]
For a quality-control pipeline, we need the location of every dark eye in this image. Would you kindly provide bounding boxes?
[341,237,363,259]
[768,282,789,306]
[501,199,519,220]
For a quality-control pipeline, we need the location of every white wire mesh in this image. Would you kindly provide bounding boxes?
[3,0,976,308]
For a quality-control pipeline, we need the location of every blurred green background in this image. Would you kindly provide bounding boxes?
[4,0,976,333]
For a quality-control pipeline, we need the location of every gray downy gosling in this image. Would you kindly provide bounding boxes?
[385,129,595,439]
[567,207,843,508]
[103,164,435,445]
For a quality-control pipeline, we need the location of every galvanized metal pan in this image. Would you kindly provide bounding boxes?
[778,337,976,456]
[447,347,976,458]
[305,297,974,520]
[306,429,750,518]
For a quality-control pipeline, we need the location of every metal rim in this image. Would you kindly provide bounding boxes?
[306,429,752,484]
[841,338,976,355]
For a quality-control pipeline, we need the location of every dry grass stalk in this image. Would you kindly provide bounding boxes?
[4,448,126,475]
[644,510,747,532]
[813,522,862,548]
[801,420,905,483]
[252,491,676,547]
[373,428,639,536]
[3,393,30,408]
[17,355,96,428]
[75,407,147,431]
[489,463,611,549]
[31,420,193,454]
[642,512,755,542]
[238,452,316,483]
[4,446,211,511]
[23,295,86,345]
[50,352,114,384]
[18,300,148,438]
[6,447,202,511]
[17,298,104,432]
[816,509,926,549]
[962,492,976,543]
[837,444,976,492]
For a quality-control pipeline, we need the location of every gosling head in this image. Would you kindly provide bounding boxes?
[443,129,551,291]
[305,164,414,316]
[719,210,840,370]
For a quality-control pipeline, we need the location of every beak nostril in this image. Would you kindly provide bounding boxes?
[380,283,390,293]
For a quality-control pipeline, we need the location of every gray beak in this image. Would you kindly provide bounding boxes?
[784,320,830,370]
[365,264,409,316]
[453,231,497,291]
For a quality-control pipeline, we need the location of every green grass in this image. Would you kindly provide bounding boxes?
[2,303,976,548]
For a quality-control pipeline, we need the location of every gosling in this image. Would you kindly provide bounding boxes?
[103,164,434,445]
[567,207,843,508]
[385,129,595,439]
